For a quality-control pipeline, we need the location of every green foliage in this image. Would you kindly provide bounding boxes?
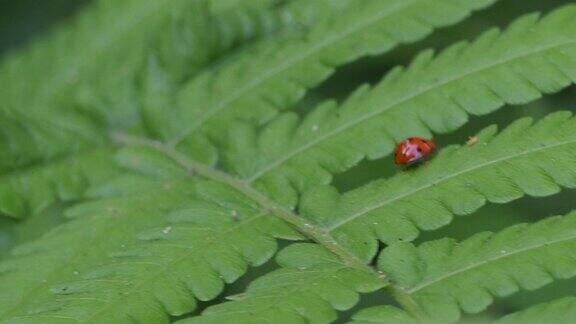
[301,111,576,260]
[379,210,576,322]
[170,0,495,151]
[0,150,119,219]
[495,297,576,324]
[350,305,416,324]
[1,0,576,323]
[0,0,349,220]
[180,244,384,323]
[0,180,303,322]
[245,6,576,208]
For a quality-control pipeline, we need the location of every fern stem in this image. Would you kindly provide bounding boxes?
[386,286,426,320]
[113,132,426,318]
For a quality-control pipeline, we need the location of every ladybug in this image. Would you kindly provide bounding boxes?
[394,137,436,166]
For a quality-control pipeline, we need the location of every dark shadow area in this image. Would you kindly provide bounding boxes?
[417,188,576,244]
[0,0,90,54]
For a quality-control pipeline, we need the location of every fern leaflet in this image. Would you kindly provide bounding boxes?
[0,180,300,322]
[0,150,119,219]
[300,112,576,260]
[171,0,496,146]
[379,210,576,322]
[2,1,576,323]
[179,244,384,324]
[230,5,576,208]
[495,297,576,324]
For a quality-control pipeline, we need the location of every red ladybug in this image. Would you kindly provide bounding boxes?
[394,137,436,166]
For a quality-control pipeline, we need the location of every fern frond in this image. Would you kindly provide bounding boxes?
[239,5,576,206]
[179,243,384,324]
[0,0,309,219]
[378,210,576,322]
[0,180,301,322]
[0,150,119,219]
[144,0,340,86]
[0,0,199,175]
[139,0,359,141]
[75,111,576,321]
[297,112,576,260]
[171,0,495,146]
[1,0,193,109]
[4,1,576,322]
[0,205,67,258]
[0,0,291,111]
[0,0,302,172]
[495,297,576,324]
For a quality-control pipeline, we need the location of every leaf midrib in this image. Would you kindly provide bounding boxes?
[247,37,576,183]
[115,133,396,292]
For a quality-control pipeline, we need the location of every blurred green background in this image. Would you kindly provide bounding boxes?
[2,0,576,322]
[0,0,89,53]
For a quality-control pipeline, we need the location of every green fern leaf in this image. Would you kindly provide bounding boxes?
[139,0,358,141]
[378,210,576,322]
[238,5,576,207]
[171,0,496,147]
[0,0,205,174]
[0,205,67,258]
[0,180,300,322]
[0,0,308,215]
[0,0,303,172]
[300,111,576,260]
[495,297,576,324]
[4,1,576,322]
[0,0,289,112]
[0,150,119,219]
[349,305,415,324]
[1,0,194,110]
[169,108,576,323]
[179,243,384,324]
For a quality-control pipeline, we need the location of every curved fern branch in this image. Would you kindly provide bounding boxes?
[171,0,496,146]
[51,108,576,321]
[378,210,576,322]
[299,112,576,259]
[0,128,410,322]
[3,2,576,322]
[237,5,576,205]
[0,0,304,175]
[0,0,306,217]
